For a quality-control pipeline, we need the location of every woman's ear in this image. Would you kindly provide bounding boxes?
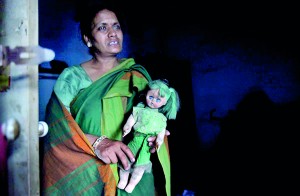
[83,35,92,47]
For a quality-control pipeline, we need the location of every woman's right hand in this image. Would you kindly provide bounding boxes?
[94,138,135,170]
[147,130,170,153]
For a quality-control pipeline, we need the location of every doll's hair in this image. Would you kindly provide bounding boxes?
[147,79,180,120]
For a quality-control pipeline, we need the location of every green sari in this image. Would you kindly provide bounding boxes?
[42,58,171,196]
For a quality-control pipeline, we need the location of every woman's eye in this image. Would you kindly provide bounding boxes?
[113,24,121,30]
[97,26,106,31]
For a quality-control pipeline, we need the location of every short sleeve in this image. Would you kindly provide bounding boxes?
[54,65,92,112]
[132,106,142,121]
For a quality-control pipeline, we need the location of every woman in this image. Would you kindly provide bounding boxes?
[42,1,170,196]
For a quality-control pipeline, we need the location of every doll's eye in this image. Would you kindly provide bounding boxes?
[155,98,161,103]
[149,96,154,100]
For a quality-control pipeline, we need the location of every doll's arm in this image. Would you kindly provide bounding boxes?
[155,129,166,151]
[123,114,135,137]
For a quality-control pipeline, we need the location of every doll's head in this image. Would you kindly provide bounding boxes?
[145,79,180,120]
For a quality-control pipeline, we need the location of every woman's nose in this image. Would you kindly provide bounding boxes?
[108,28,116,37]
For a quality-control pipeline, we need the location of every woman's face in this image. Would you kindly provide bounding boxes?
[90,9,123,56]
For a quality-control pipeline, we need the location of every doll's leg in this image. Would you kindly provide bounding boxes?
[124,166,145,193]
[117,169,130,189]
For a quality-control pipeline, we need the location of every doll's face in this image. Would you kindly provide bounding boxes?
[146,89,167,109]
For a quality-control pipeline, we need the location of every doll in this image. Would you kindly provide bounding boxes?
[117,79,180,193]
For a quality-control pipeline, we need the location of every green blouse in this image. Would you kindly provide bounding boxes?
[54,58,133,112]
[53,64,92,112]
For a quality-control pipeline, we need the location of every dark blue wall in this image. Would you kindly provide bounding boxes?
[39,0,299,195]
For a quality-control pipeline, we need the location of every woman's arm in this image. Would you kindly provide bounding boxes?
[85,133,135,170]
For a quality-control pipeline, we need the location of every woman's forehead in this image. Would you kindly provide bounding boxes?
[93,9,118,24]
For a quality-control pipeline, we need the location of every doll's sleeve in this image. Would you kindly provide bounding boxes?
[132,106,142,121]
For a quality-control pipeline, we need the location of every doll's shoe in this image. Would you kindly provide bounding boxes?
[125,185,134,193]
[118,170,130,189]
[117,181,127,190]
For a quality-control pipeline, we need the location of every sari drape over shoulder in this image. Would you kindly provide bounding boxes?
[42,59,171,196]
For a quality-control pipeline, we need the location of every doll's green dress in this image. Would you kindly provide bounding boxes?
[129,106,167,168]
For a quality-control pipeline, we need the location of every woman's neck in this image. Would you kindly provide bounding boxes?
[91,56,119,69]
[82,56,120,81]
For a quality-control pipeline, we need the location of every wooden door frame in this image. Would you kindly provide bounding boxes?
[0,0,40,195]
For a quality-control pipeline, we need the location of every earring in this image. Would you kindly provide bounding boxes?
[87,42,92,47]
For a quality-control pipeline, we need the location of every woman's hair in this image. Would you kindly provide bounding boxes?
[74,0,126,55]
[146,79,180,120]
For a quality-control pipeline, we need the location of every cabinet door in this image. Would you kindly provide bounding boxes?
[0,0,40,195]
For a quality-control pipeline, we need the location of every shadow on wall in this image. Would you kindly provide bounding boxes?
[197,87,299,195]
[38,60,69,121]
[39,60,68,75]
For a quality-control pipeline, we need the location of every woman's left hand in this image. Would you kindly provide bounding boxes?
[147,130,170,153]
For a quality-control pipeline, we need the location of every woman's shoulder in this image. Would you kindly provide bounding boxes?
[59,65,84,75]
[54,65,91,91]
[56,65,89,81]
